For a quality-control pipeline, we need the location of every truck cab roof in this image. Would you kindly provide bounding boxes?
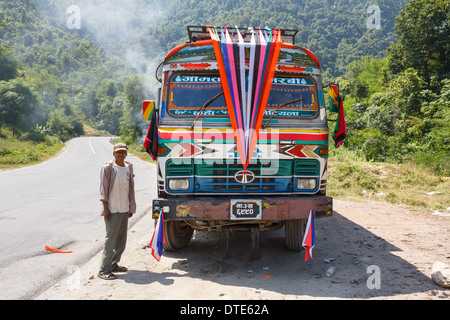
[187,25,299,45]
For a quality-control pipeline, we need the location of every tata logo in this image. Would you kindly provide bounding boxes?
[234,170,256,184]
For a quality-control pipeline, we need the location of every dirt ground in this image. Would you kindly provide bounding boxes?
[36,198,449,300]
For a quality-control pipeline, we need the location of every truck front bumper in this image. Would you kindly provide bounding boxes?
[152,195,332,221]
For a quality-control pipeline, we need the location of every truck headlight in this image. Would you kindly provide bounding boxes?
[297,178,317,190]
[168,178,190,191]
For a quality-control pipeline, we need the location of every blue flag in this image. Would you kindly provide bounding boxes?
[150,212,164,261]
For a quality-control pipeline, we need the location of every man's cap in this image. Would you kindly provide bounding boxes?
[113,143,128,152]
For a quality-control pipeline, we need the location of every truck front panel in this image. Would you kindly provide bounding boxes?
[145,26,334,231]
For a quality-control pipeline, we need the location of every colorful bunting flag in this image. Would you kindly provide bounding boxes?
[328,84,340,113]
[302,209,315,262]
[149,212,165,261]
[334,95,347,148]
[208,26,282,171]
[144,107,158,160]
[329,84,346,148]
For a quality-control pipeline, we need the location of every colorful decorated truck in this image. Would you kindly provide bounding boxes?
[143,26,345,258]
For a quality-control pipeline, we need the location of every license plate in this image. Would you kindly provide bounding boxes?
[230,200,262,220]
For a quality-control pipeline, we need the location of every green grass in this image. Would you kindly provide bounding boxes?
[327,147,450,214]
[0,124,114,170]
[0,129,65,169]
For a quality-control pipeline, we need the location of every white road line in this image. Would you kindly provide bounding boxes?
[89,139,96,154]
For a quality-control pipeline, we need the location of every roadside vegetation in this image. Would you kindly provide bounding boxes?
[0,127,64,169]
[0,124,109,169]
[327,146,449,215]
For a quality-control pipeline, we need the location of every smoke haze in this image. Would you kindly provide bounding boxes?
[34,0,168,94]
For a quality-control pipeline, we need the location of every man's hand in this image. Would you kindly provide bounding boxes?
[103,209,112,221]
[101,201,112,220]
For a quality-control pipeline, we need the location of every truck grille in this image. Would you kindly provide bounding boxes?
[194,159,292,193]
[294,159,320,176]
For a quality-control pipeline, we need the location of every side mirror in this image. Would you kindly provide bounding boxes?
[328,82,340,113]
[143,100,155,121]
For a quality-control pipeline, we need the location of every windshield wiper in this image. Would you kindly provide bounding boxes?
[263,98,306,129]
[190,91,224,130]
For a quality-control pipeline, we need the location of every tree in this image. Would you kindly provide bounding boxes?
[388,0,450,87]
[363,93,397,161]
[119,75,147,144]
[0,46,19,81]
[418,79,450,174]
[0,79,37,136]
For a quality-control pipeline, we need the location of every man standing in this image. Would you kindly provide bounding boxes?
[98,143,136,280]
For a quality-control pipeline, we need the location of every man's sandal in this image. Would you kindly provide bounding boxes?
[98,273,117,280]
[112,265,128,272]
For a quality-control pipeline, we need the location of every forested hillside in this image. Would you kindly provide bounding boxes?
[145,0,409,76]
[0,0,155,143]
[339,0,449,175]
[0,0,448,175]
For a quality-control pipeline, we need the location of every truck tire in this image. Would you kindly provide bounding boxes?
[285,219,306,252]
[163,220,194,251]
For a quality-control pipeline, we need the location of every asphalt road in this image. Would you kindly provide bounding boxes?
[0,137,156,299]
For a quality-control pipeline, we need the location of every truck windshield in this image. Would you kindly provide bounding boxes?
[167,74,319,119]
